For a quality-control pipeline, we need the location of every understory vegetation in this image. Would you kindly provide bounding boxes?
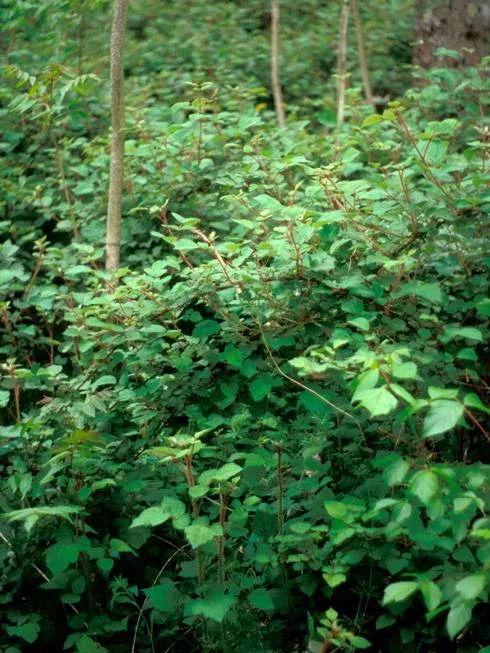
[0,1,489,652]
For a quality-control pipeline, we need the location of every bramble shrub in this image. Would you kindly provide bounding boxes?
[0,3,489,650]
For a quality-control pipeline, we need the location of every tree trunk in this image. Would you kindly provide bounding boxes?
[336,0,350,127]
[106,0,129,273]
[271,0,286,128]
[352,0,375,110]
[414,0,490,68]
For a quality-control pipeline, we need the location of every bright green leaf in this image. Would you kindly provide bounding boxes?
[382,582,418,605]
[423,400,464,437]
[455,574,486,601]
[410,470,439,505]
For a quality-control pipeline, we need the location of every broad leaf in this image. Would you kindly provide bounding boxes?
[423,400,464,437]
[382,582,418,604]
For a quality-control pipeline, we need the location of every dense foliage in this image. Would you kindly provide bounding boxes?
[0,1,489,652]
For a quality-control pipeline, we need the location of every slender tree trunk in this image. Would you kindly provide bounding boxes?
[271,0,286,128]
[352,0,375,110]
[414,0,490,68]
[336,0,350,127]
[106,0,129,273]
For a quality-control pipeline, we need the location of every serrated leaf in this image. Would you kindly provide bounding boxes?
[422,400,464,437]
[382,581,418,604]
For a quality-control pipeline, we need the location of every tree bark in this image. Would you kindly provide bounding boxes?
[414,0,490,68]
[106,0,129,273]
[352,0,375,110]
[271,0,286,128]
[336,0,350,127]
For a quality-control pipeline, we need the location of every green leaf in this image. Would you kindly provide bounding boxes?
[3,505,79,533]
[410,470,439,505]
[420,581,442,611]
[6,623,40,644]
[130,497,186,529]
[422,400,464,437]
[375,614,396,629]
[76,634,108,652]
[362,113,383,127]
[249,374,275,401]
[97,558,114,573]
[350,635,372,649]
[423,140,448,166]
[184,522,223,549]
[144,579,181,612]
[130,506,171,529]
[382,582,419,605]
[353,387,398,416]
[464,394,490,414]
[193,320,220,338]
[186,592,236,622]
[212,462,242,482]
[348,317,370,331]
[391,362,417,380]
[45,542,80,575]
[428,387,459,400]
[222,345,243,369]
[384,458,410,486]
[109,538,134,554]
[323,572,346,588]
[248,588,274,610]
[447,602,472,640]
[0,390,10,407]
[441,327,483,343]
[395,282,442,304]
[455,574,486,601]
